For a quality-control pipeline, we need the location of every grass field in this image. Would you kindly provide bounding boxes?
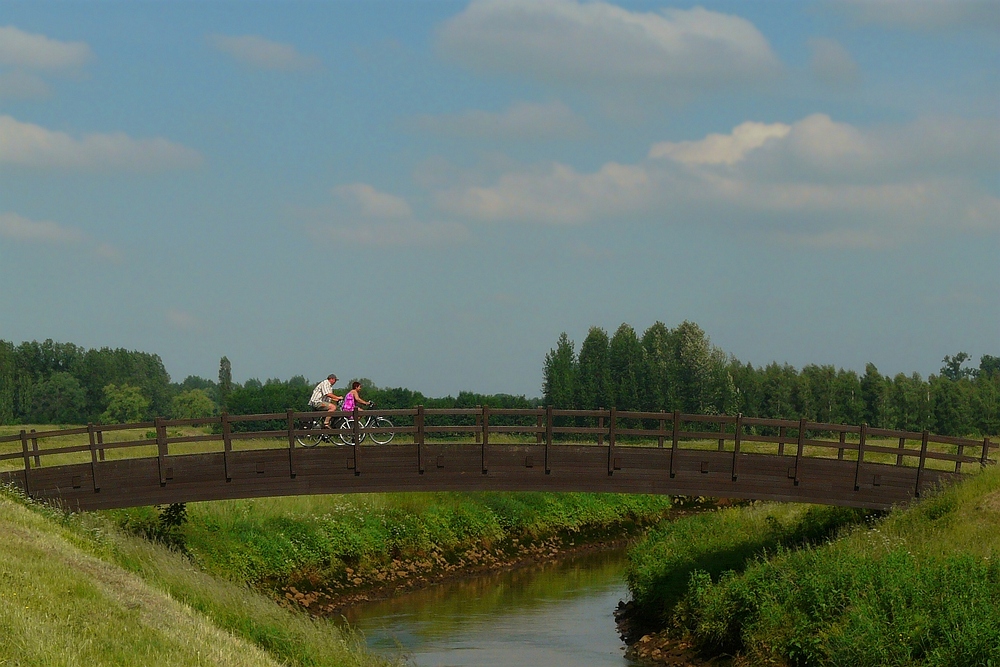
[625,464,1000,666]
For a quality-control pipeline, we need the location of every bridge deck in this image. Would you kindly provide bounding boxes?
[0,408,993,511]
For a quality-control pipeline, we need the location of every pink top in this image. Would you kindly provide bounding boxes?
[342,392,356,411]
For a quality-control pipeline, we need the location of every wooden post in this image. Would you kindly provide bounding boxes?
[607,407,616,475]
[155,417,168,486]
[545,405,553,474]
[658,412,665,449]
[896,436,906,467]
[88,423,101,492]
[597,410,604,446]
[838,430,846,460]
[794,417,806,486]
[778,426,786,456]
[221,412,232,482]
[718,419,725,452]
[416,405,425,474]
[19,429,31,496]
[536,410,543,445]
[352,407,360,475]
[96,429,105,461]
[854,423,867,491]
[981,437,992,468]
[30,429,39,467]
[481,405,490,474]
[731,414,742,481]
[955,442,964,473]
[475,406,482,444]
[286,409,296,479]
[670,410,680,478]
[915,430,929,497]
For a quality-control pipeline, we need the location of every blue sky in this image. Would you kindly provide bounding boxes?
[1,0,997,397]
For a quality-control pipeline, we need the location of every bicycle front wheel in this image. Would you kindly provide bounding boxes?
[369,416,394,445]
[338,419,366,445]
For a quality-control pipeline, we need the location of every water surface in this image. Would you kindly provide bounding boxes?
[340,547,640,667]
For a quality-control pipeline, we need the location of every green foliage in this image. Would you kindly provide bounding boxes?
[218,356,233,410]
[170,388,217,419]
[577,327,611,411]
[626,504,868,625]
[609,323,644,411]
[629,466,1000,666]
[100,383,150,423]
[29,371,88,424]
[543,332,576,408]
[130,492,674,587]
[0,338,171,425]
[117,503,189,552]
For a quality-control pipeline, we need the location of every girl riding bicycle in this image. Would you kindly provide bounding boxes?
[341,381,371,412]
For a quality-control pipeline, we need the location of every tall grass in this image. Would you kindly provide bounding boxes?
[111,492,675,589]
[625,466,1000,666]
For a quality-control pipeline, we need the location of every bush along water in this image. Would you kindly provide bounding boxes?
[108,491,674,613]
[624,465,1000,666]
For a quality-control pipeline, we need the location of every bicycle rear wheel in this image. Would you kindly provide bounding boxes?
[369,416,394,445]
[296,420,323,448]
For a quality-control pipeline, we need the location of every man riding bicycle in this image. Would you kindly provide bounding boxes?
[309,374,342,428]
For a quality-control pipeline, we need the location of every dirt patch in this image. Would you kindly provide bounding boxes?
[624,630,731,666]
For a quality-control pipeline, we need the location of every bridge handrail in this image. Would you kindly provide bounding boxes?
[2,408,995,477]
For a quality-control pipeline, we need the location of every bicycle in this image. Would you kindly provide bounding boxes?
[295,402,394,447]
[337,401,394,445]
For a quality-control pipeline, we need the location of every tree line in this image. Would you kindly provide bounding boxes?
[543,322,1000,437]
[0,340,536,428]
[3,329,996,438]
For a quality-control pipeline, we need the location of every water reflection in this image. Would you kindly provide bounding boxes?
[340,547,640,667]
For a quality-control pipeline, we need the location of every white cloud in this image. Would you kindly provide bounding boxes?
[413,100,587,140]
[437,0,780,91]
[433,114,1000,247]
[831,0,1000,31]
[0,115,202,170]
[311,183,469,246]
[0,70,50,100]
[808,37,860,87]
[649,121,791,165]
[334,183,413,219]
[0,211,84,243]
[0,26,92,70]
[209,34,320,71]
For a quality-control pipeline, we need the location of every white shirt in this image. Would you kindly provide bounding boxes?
[310,379,336,406]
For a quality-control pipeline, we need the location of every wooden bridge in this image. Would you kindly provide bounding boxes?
[0,407,994,511]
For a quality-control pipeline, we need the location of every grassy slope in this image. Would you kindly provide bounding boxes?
[626,466,1000,666]
[0,486,390,667]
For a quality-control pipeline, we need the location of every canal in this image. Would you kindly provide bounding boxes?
[339,545,640,666]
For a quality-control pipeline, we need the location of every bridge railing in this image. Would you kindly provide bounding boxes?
[1,408,995,485]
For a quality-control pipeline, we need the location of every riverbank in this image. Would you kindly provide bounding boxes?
[622,466,1000,666]
[109,491,676,615]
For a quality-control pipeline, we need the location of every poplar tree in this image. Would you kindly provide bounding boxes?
[218,356,233,411]
[641,321,675,411]
[543,333,577,408]
[609,323,643,410]
[576,327,610,411]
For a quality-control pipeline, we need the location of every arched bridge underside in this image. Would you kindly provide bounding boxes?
[1,408,994,512]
